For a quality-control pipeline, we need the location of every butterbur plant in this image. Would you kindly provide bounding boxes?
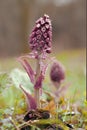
[18,14,52,109]
[0,13,86,130]
[11,14,84,130]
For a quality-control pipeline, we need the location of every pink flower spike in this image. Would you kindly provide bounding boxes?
[29,14,52,54]
[18,58,35,84]
[20,85,37,110]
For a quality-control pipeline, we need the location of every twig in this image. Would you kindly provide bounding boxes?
[18,118,69,129]
[9,117,20,130]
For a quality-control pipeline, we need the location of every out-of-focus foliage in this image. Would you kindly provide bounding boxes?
[0,50,86,129]
[0,73,11,93]
[10,68,33,93]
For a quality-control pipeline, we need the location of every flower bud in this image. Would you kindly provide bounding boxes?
[29,14,52,54]
[50,61,65,84]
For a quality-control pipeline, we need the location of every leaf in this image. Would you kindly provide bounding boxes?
[20,85,37,110]
[0,73,11,93]
[1,85,22,107]
[10,68,33,93]
[18,58,35,84]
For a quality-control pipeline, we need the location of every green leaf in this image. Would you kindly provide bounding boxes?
[0,73,11,93]
[10,68,50,100]
[10,68,34,93]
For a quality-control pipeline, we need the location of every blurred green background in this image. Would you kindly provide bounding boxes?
[0,0,86,101]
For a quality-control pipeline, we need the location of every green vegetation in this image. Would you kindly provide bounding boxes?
[0,49,86,129]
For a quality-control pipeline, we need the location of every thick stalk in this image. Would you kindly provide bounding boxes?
[34,57,40,108]
[35,88,40,108]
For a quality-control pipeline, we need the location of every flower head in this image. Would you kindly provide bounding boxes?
[29,14,52,54]
[50,61,65,84]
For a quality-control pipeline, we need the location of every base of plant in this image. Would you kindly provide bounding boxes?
[23,109,50,121]
[20,109,74,130]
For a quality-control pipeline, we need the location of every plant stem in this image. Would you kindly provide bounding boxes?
[35,88,40,108]
[9,117,20,130]
[34,56,40,108]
